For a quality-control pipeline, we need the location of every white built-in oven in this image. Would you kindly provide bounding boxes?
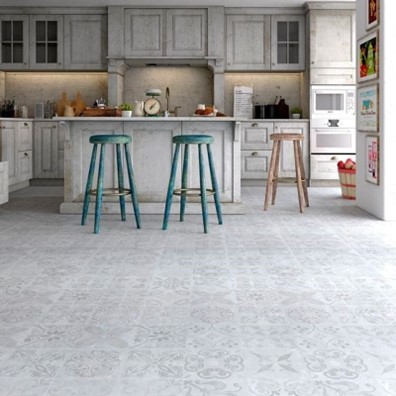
[310,118,356,154]
[311,85,355,118]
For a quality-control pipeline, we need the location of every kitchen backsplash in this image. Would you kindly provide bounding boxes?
[3,72,108,118]
[2,69,303,118]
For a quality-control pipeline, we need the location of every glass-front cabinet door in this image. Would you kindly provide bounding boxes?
[0,15,29,69]
[29,15,63,69]
[271,15,305,71]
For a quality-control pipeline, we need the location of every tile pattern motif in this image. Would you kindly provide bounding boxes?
[0,186,396,395]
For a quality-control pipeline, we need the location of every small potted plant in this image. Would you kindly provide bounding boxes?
[120,103,133,117]
[291,106,302,119]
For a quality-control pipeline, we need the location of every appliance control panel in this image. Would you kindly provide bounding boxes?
[346,91,355,115]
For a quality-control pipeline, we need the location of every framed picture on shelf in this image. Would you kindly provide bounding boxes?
[357,84,379,132]
[367,0,379,30]
[358,31,378,82]
[366,135,379,184]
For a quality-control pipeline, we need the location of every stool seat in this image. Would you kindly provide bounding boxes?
[264,132,309,213]
[172,134,214,144]
[163,134,222,233]
[270,133,303,141]
[81,134,141,233]
[89,134,131,145]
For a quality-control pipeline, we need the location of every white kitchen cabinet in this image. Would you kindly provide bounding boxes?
[271,15,305,71]
[241,121,273,179]
[64,14,108,70]
[0,120,33,190]
[124,8,207,58]
[310,153,355,180]
[34,121,64,179]
[308,8,356,84]
[241,120,309,180]
[29,15,63,70]
[226,14,271,71]
[0,15,29,69]
[0,161,8,204]
[226,13,305,71]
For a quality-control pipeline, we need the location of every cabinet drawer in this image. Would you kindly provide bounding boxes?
[310,154,356,180]
[241,150,271,179]
[241,122,273,150]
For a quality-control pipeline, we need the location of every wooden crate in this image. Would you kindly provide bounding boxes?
[82,108,122,117]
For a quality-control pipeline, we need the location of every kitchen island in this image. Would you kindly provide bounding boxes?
[58,117,243,215]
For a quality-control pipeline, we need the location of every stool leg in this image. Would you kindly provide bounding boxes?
[297,141,309,207]
[81,143,98,226]
[180,144,189,222]
[163,143,180,230]
[198,143,208,233]
[271,140,281,205]
[293,140,305,213]
[94,143,106,234]
[124,143,141,229]
[116,143,126,221]
[264,140,279,210]
[207,143,223,225]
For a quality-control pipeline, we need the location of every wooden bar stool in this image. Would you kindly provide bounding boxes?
[162,134,223,233]
[264,133,309,213]
[81,134,141,234]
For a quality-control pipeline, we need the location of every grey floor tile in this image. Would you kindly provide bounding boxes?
[0,185,395,395]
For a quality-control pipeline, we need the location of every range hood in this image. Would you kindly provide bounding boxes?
[109,57,223,70]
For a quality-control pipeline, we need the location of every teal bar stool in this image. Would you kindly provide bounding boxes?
[81,134,141,234]
[162,134,223,233]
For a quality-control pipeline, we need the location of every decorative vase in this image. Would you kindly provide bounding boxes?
[122,110,132,117]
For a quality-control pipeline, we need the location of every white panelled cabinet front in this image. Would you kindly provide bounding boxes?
[34,121,64,178]
[241,121,309,180]
[124,8,207,58]
[0,120,33,188]
[64,14,108,70]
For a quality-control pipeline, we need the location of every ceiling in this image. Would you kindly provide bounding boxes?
[1,0,355,7]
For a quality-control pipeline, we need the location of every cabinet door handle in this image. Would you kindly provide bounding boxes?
[330,156,336,160]
[251,123,258,127]
[251,151,258,156]
[24,122,28,127]
[24,152,29,157]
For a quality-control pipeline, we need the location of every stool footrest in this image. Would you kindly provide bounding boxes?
[173,187,215,197]
[89,187,132,197]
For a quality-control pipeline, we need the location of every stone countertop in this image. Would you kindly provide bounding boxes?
[53,117,309,122]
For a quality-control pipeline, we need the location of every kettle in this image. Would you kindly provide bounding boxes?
[133,100,144,117]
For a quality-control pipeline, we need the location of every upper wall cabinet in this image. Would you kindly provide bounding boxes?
[270,15,305,71]
[226,15,271,71]
[29,15,63,70]
[308,8,355,84]
[124,8,207,58]
[226,13,305,71]
[0,15,29,69]
[64,15,108,70]
[0,11,107,71]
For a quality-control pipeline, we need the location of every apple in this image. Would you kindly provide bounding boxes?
[352,164,356,170]
[337,160,345,169]
[344,161,354,169]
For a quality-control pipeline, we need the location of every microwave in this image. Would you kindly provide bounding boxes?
[311,85,355,118]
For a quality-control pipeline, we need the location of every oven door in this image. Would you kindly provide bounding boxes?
[311,128,356,153]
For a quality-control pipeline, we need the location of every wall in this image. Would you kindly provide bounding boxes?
[123,67,213,117]
[355,0,396,220]
[4,72,108,117]
[3,68,304,119]
[224,73,304,117]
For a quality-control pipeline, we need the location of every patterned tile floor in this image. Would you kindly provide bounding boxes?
[1,186,396,395]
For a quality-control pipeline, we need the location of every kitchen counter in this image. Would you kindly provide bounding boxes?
[58,118,244,215]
